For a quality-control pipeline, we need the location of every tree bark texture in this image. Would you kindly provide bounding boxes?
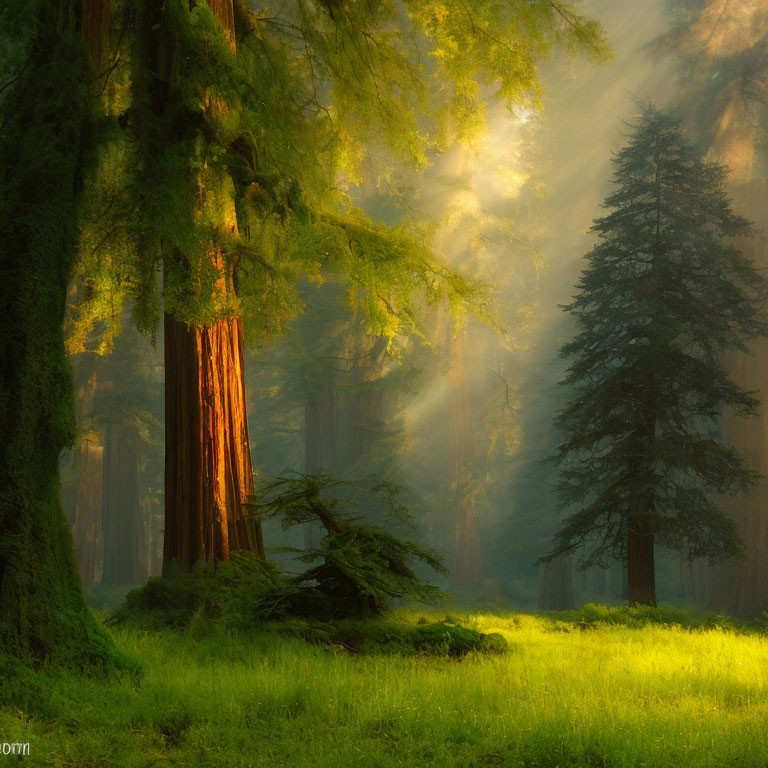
[164,314,263,573]
[80,0,110,68]
[0,0,121,667]
[156,0,264,572]
[627,518,656,606]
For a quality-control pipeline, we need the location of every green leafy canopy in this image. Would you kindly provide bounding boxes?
[63,0,610,351]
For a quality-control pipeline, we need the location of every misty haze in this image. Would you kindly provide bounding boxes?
[2,1,768,766]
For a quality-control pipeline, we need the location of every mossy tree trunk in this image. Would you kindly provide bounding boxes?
[0,0,124,668]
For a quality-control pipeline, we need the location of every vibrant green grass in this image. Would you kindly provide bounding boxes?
[2,608,768,767]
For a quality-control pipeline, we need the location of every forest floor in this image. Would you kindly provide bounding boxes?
[2,608,768,767]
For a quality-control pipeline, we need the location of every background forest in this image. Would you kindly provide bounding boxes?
[53,0,768,618]
[3,0,768,766]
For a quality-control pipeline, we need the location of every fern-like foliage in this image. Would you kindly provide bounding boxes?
[254,472,447,616]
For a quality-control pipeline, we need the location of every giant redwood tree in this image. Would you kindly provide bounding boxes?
[544,106,768,606]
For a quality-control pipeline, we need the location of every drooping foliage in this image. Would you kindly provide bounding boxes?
[544,106,768,596]
[255,472,448,616]
[66,0,610,347]
[109,472,455,632]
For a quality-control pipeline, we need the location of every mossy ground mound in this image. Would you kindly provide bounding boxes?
[329,617,507,656]
[109,568,507,657]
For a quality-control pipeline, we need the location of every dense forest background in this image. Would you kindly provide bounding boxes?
[52,0,768,618]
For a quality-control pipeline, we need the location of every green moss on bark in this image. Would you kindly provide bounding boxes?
[0,1,134,673]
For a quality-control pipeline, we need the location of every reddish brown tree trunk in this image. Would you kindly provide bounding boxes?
[71,439,103,593]
[163,314,263,574]
[627,519,656,606]
[80,0,110,69]
[158,0,264,573]
[102,423,147,586]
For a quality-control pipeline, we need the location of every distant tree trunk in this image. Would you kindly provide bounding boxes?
[71,439,103,593]
[627,364,658,606]
[680,556,712,604]
[146,487,163,577]
[592,567,607,595]
[609,558,627,600]
[711,179,768,618]
[448,332,481,591]
[627,517,656,606]
[538,557,574,610]
[305,387,338,475]
[346,335,388,463]
[163,315,263,573]
[102,423,147,586]
[69,367,102,593]
[304,386,338,547]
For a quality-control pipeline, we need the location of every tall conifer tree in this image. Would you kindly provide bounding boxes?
[545,106,768,605]
[72,0,610,576]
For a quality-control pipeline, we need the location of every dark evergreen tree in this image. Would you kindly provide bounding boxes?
[543,106,768,606]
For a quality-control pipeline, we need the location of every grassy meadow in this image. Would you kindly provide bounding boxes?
[2,608,768,767]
